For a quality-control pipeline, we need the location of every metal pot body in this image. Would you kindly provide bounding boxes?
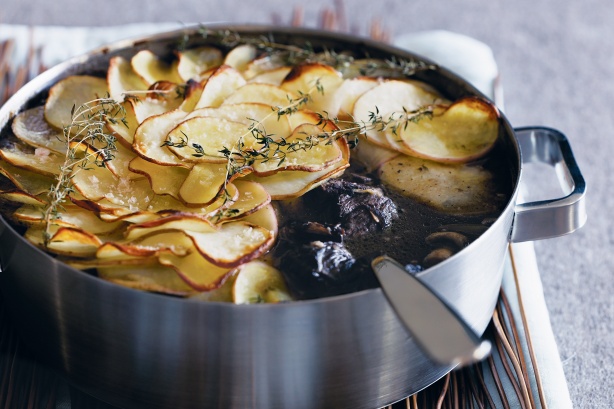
[0,26,584,409]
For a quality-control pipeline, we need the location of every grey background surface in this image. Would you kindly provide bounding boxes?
[2,0,613,407]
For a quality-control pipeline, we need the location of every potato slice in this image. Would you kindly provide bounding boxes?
[395,97,500,163]
[11,107,65,153]
[239,203,278,235]
[188,270,237,302]
[104,100,139,147]
[179,162,228,206]
[251,123,342,175]
[232,261,292,304]
[179,80,205,112]
[133,109,188,166]
[176,46,223,82]
[332,77,380,119]
[216,180,270,221]
[25,226,102,257]
[223,44,257,72]
[98,264,196,296]
[352,136,399,172]
[186,103,292,142]
[248,66,292,85]
[165,117,257,163]
[0,159,55,195]
[0,141,64,177]
[13,204,122,234]
[186,221,274,267]
[131,50,183,85]
[222,83,296,107]
[379,154,506,214]
[158,250,232,291]
[0,190,46,206]
[281,63,344,115]
[128,95,181,124]
[353,79,445,149]
[105,143,143,181]
[125,215,217,241]
[44,75,109,130]
[107,56,149,102]
[129,156,190,198]
[194,65,246,109]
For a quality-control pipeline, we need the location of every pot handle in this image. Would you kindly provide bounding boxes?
[511,127,587,243]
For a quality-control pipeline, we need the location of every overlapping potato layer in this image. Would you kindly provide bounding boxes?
[0,42,501,303]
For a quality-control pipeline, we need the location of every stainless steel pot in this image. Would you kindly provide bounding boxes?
[0,25,586,409]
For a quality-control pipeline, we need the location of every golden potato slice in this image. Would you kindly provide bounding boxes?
[104,100,139,147]
[70,164,119,201]
[248,66,292,85]
[281,63,344,115]
[129,156,190,198]
[379,154,506,215]
[0,190,46,206]
[186,103,292,142]
[13,204,122,234]
[105,143,143,181]
[133,109,188,166]
[216,180,270,221]
[158,250,232,291]
[128,95,181,124]
[165,117,256,163]
[44,75,109,130]
[11,107,65,153]
[107,56,149,102]
[125,215,217,241]
[188,270,237,302]
[193,65,246,109]
[239,203,278,235]
[332,77,380,119]
[251,123,342,175]
[25,226,102,257]
[0,141,64,177]
[0,159,55,195]
[131,50,183,85]
[352,136,399,172]
[178,162,228,206]
[223,44,257,72]
[98,264,196,296]
[352,79,445,149]
[232,261,292,304]
[185,221,273,267]
[136,231,194,256]
[222,83,296,107]
[395,97,500,163]
[176,46,223,82]
[179,80,205,112]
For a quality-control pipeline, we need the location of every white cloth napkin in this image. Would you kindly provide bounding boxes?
[0,23,572,408]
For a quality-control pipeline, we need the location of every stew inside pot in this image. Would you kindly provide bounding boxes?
[0,30,513,302]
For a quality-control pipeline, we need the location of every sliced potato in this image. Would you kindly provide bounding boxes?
[107,56,149,102]
[194,65,246,109]
[353,79,446,149]
[158,250,232,291]
[239,203,278,235]
[178,163,228,206]
[105,100,139,147]
[0,141,64,177]
[11,107,66,153]
[105,143,142,181]
[251,123,342,175]
[44,75,109,130]
[13,204,122,234]
[188,270,237,302]
[98,264,196,296]
[25,226,102,257]
[128,95,182,124]
[395,97,500,163]
[179,80,205,112]
[131,50,183,85]
[379,154,505,214]
[232,261,292,304]
[165,117,257,163]
[222,83,296,107]
[133,109,188,166]
[248,66,292,85]
[129,156,191,198]
[352,136,399,172]
[0,190,46,206]
[332,77,380,118]
[223,44,257,72]
[125,215,217,241]
[176,46,223,82]
[0,159,55,195]
[186,221,274,267]
[186,103,292,142]
[281,63,344,115]
[216,180,270,221]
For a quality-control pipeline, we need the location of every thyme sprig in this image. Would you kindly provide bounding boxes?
[43,97,124,245]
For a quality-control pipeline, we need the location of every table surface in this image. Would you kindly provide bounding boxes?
[2,0,613,407]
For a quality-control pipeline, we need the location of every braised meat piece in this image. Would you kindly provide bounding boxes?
[274,221,378,299]
[315,178,398,237]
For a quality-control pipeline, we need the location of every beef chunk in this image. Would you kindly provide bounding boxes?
[274,222,378,299]
[316,178,398,237]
